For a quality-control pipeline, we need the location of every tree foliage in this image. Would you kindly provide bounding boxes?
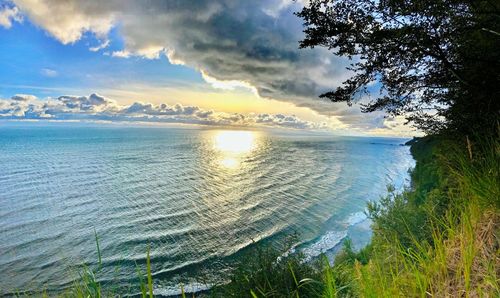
[297,0,500,136]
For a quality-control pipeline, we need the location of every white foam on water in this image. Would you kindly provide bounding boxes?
[153,282,212,297]
[299,211,370,262]
[301,230,347,261]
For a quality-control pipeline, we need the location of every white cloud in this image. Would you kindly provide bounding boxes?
[201,70,258,94]
[111,50,131,58]
[57,93,119,111]
[0,93,326,130]
[0,5,22,28]
[89,39,110,52]
[14,0,113,44]
[11,94,37,101]
[41,68,58,77]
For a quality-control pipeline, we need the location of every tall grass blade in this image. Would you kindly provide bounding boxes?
[181,284,186,298]
[147,245,153,298]
[135,263,147,298]
[94,228,102,270]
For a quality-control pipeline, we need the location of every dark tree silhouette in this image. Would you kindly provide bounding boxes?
[297,0,499,136]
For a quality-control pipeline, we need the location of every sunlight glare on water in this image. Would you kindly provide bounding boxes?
[212,130,258,168]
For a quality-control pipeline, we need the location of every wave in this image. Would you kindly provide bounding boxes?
[153,282,212,297]
[0,126,415,294]
[301,230,348,261]
[299,211,369,261]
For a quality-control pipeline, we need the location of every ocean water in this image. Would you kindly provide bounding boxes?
[0,123,414,295]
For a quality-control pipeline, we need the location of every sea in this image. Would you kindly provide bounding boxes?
[0,122,415,295]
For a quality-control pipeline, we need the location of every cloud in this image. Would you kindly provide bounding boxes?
[0,93,325,130]
[41,68,58,77]
[0,5,22,28]
[8,0,416,135]
[111,50,131,58]
[11,94,37,101]
[12,0,353,116]
[89,39,109,51]
[13,0,113,44]
[57,93,118,111]
[255,113,321,129]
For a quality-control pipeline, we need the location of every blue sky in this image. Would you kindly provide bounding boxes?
[0,0,417,136]
[0,20,203,99]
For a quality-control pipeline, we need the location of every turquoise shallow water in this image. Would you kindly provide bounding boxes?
[0,123,414,295]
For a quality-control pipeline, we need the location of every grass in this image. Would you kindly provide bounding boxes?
[347,135,499,297]
[8,134,499,297]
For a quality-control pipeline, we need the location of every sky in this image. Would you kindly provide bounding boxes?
[0,0,418,136]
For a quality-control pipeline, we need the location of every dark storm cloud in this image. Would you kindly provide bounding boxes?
[13,0,352,115]
[8,0,414,134]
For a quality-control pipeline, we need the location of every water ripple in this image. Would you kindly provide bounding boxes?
[0,126,414,294]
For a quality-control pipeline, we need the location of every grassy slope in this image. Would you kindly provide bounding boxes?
[343,136,499,297]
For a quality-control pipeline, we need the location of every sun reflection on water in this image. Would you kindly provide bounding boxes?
[214,130,256,153]
[219,157,239,169]
[213,130,257,169]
